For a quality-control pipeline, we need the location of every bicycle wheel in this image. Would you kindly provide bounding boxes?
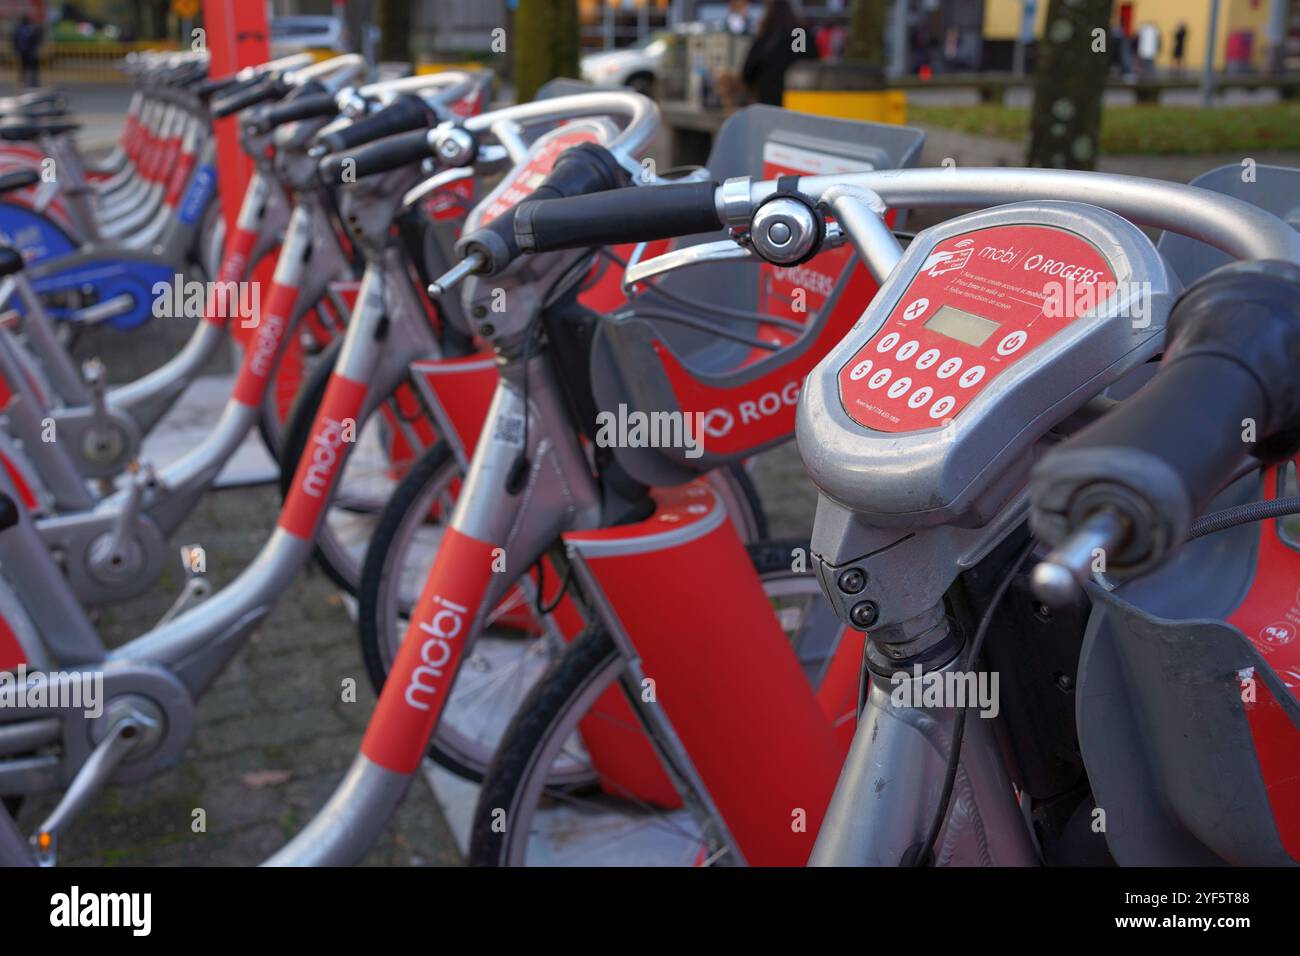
[357,447,772,783]
[279,339,438,596]
[467,542,844,866]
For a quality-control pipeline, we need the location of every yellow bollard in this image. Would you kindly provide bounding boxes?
[783,62,907,125]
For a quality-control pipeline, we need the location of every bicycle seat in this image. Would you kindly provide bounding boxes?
[0,169,39,198]
[588,106,924,486]
[0,120,80,140]
[0,245,23,277]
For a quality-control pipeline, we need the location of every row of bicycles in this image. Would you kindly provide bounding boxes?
[0,48,1297,867]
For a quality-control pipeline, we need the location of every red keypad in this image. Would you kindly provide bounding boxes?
[838,224,1116,432]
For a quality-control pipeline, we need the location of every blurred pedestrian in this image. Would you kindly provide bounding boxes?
[726,0,753,36]
[1136,22,1160,78]
[1110,19,1131,77]
[741,0,818,106]
[1172,22,1187,77]
[13,14,42,88]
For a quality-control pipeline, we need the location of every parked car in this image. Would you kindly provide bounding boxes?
[579,30,678,96]
[270,15,349,57]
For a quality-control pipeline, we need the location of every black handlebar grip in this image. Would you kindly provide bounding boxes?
[455,143,631,274]
[318,127,433,184]
[247,85,336,134]
[211,76,287,119]
[313,94,436,156]
[1030,259,1300,571]
[513,179,721,254]
[194,73,240,102]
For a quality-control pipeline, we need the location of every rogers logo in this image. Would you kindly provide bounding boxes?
[301,416,352,498]
[405,595,469,712]
[702,380,801,439]
[1021,253,1103,286]
[771,263,834,298]
[248,312,285,379]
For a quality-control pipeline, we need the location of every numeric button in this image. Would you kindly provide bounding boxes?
[895,340,920,362]
[958,365,985,389]
[907,386,933,409]
[929,395,956,419]
[848,358,873,381]
[868,367,892,390]
[886,376,912,400]
[937,356,962,380]
[916,348,940,371]
[876,332,901,353]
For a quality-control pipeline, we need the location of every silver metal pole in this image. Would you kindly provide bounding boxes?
[1201,0,1221,108]
[888,0,909,78]
[1266,0,1287,73]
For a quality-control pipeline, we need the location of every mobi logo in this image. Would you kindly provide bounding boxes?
[702,380,801,438]
[301,416,355,499]
[405,595,468,712]
[247,310,285,380]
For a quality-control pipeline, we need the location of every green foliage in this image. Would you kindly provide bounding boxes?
[911,103,1300,155]
[845,0,887,64]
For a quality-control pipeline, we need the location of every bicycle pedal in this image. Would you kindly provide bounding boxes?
[31,707,157,866]
[156,572,212,626]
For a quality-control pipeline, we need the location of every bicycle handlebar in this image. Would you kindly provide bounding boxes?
[315,94,438,157]
[1029,259,1300,597]
[513,180,722,254]
[211,76,287,120]
[319,126,437,183]
[246,85,337,135]
[446,142,631,286]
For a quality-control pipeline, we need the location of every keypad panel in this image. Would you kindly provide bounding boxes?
[838,224,1116,432]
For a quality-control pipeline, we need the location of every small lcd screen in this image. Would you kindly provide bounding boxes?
[922,305,1000,347]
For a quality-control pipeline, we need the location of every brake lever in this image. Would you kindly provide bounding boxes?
[622,237,757,297]
[621,221,848,298]
[402,165,474,212]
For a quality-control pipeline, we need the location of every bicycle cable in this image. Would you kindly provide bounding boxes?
[903,488,1300,866]
[1187,494,1300,540]
[905,537,1036,867]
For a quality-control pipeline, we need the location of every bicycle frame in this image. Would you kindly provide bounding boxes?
[745,167,1300,866]
[0,90,629,866]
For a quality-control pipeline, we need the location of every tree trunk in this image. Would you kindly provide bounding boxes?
[845,0,888,64]
[1026,0,1114,169]
[514,0,580,103]
[378,0,413,65]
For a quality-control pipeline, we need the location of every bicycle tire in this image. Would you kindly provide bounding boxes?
[356,443,774,782]
[468,539,824,866]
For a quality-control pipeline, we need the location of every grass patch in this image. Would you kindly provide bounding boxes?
[908,102,1300,155]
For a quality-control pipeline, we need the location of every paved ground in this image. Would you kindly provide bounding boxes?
[14,312,461,866]
[9,80,1283,866]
